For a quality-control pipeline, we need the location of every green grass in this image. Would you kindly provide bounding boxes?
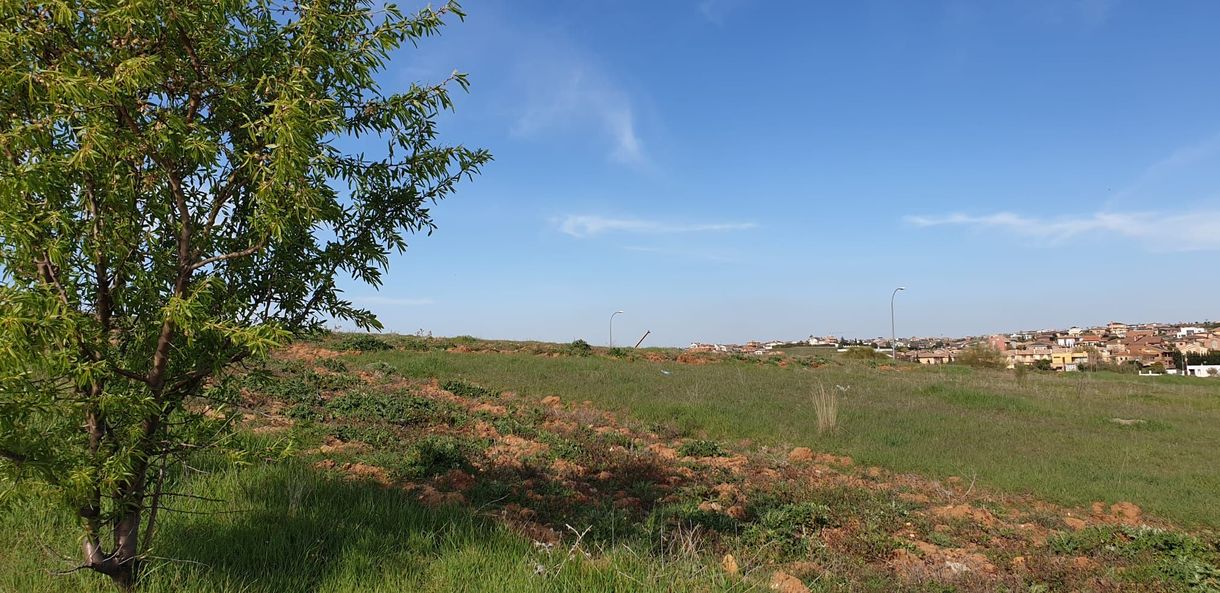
[0,460,748,593]
[356,347,1220,528]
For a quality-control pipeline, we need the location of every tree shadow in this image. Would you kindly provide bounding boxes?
[152,462,523,592]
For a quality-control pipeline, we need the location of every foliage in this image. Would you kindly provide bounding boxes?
[0,1,487,587]
[954,344,1007,369]
[677,439,726,458]
[324,390,451,426]
[441,379,499,399]
[568,339,593,356]
[842,347,887,361]
[336,335,394,352]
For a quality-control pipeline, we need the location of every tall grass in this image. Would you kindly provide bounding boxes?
[0,461,749,593]
[812,384,838,434]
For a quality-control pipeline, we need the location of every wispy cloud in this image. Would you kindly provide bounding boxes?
[513,56,645,165]
[556,214,757,238]
[905,210,1220,251]
[1110,132,1220,204]
[622,245,742,263]
[351,296,435,306]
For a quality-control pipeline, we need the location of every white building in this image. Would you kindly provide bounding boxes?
[1185,364,1220,378]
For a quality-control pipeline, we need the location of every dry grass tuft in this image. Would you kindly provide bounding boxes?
[812,384,839,434]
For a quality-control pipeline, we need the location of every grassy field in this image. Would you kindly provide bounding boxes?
[5,335,1219,593]
[358,343,1220,529]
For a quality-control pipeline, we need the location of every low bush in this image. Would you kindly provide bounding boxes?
[336,334,394,352]
[678,439,726,458]
[325,390,449,426]
[569,339,593,356]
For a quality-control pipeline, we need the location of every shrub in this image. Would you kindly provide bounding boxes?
[955,344,1006,369]
[408,435,472,477]
[569,339,593,356]
[678,439,726,458]
[842,347,886,361]
[336,334,394,352]
[324,390,445,426]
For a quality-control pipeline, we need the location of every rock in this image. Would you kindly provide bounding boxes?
[1063,516,1088,531]
[540,395,561,407]
[721,553,739,575]
[788,447,814,462]
[770,570,810,593]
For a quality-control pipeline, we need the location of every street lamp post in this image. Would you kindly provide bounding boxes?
[610,310,624,347]
[890,287,906,360]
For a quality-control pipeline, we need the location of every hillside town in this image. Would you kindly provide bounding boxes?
[687,321,1220,376]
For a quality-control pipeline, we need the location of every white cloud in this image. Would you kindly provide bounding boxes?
[513,56,645,165]
[905,210,1220,251]
[351,296,435,306]
[557,214,757,238]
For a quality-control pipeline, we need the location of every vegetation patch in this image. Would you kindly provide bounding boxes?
[678,439,727,457]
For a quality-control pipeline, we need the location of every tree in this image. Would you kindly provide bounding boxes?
[954,344,1006,369]
[0,1,489,588]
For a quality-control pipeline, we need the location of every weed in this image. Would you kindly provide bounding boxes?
[569,339,593,356]
[336,334,394,352]
[325,390,454,426]
[677,439,726,458]
[364,361,398,376]
[318,358,348,373]
[442,379,499,399]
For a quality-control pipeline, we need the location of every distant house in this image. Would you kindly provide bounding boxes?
[1055,334,1078,348]
[1051,349,1090,371]
[1007,348,1052,368]
[915,350,953,365]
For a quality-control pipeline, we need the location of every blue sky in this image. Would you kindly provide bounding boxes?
[337,0,1220,346]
